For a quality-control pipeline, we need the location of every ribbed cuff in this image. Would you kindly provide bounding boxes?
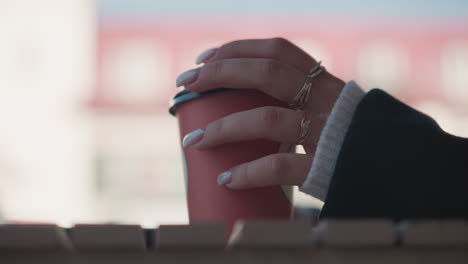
[299,80,366,200]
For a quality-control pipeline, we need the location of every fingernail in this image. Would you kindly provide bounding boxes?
[176,68,199,87]
[182,129,204,147]
[195,48,217,64]
[217,171,232,185]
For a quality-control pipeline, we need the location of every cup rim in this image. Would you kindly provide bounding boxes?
[168,88,231,116]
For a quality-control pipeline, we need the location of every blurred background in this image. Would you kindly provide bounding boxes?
[0,0,467,227]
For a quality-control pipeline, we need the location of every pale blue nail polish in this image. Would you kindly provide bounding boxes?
[176,68,199,87]
[182,129,204,147]
[217,171,232,185]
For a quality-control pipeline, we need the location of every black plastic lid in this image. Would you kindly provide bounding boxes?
[168,88,231,116]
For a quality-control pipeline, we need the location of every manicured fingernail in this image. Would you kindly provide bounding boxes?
[195,48,217,64]
[176,68,199,87]
[182,129,204,147]
[217,171,232,185]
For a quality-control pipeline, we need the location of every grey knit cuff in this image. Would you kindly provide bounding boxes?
[299,80,365,200]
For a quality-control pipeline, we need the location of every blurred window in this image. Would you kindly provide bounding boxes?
[92,114,186,225]
[356,41,410,93]
[102,39,172,104]
[441,41,468,103]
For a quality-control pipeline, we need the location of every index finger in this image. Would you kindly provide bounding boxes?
[199,38,316,74]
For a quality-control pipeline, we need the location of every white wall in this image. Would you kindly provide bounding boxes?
[0,0,95,224]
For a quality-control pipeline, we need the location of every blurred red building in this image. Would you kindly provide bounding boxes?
[92,19,468,111]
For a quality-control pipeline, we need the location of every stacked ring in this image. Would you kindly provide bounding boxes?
[298,113,312,145]
[288,61,324,110]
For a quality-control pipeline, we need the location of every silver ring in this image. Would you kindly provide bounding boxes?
[298,113,311,145]
[288,61,324,110]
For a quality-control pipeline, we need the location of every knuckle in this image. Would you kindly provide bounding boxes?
[208,60,224,86]
[262,58,281,76]
[259,107,281,130]
[269,155,291,183]
[261,59,281,90]
[270,37,291,55]
[240,163,253,186]
[207,119,225,138]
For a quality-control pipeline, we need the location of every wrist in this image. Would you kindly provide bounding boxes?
[299,80,366,200]
[305,71,345,147]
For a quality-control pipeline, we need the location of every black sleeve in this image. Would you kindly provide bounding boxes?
[321,89,468,220]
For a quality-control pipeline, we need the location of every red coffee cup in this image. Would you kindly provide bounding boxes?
[170,88,293,233]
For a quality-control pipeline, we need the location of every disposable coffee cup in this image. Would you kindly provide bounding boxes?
[170,88,293,233]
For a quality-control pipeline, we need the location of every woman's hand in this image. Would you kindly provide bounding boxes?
[176,38,345,189]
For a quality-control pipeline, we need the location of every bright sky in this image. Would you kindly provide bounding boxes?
[98,0,468,18]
